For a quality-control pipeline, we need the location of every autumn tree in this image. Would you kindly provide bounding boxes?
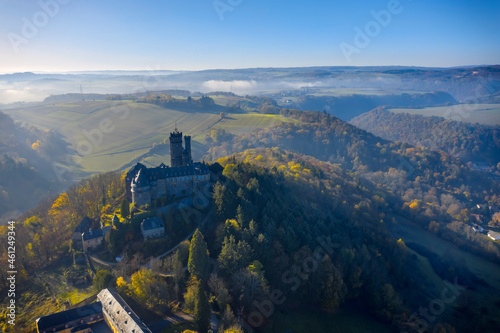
[93,270,115,291]
[130,268,172,310]
[208,273,230,311]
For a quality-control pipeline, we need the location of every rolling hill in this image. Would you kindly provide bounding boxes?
[2,65,499,104]
[350,107,500,164]
[0,111,68,222]
[3,98,297,174]
[285,91,458,121]
[388,104,500,126]
[1,102,500,332]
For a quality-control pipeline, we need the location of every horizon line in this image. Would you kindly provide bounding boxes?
[1,64,499,75]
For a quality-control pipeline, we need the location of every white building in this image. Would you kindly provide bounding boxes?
[471,225,484,232]
[488,231,500,241]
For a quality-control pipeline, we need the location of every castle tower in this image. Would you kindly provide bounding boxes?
[169,127,183,167]
[125,162,146,201]
[131,169,151,206]
[182,135,192,165]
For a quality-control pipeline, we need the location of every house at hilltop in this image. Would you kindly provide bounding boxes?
[125,128,210,207]
[488,230,500,241]
[141,217,165,239]
[71,217,93,245]
[82,229,104,252]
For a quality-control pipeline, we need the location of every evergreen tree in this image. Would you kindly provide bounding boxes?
[236,204,246,228]
[220,305,241,332]
[188,229,210,281]
[218,235,253,275]
[93,270,115,291]
[193,281,211,333]
[120,198,130,219]
[173,249,185,300]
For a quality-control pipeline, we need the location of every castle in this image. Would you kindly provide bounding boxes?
[125,128,210,206]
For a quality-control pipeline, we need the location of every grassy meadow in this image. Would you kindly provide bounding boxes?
[392,218,500,329]
[1,261,95,332]
[389,104,500,125]
[4,99,296,173]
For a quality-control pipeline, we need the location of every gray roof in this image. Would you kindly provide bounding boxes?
[488,230,500,237]
[126,162,147,178]
[131,162,209,187]
[74,217,93,234]
[82,228,104,241]
[97,288,152,333]
[141,217,164,231]
[134,169,149,187]
[36,302,102,331]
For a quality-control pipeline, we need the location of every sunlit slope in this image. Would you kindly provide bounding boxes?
[5,100,295,173]
[389,104,500,125]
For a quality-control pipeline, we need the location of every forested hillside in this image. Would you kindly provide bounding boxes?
[207,109,500,262]
[0,111,69,221]
[208,150,412,331]
[350,107,500,164]
[203,149,498,332]
[1,148,499,331]
[1,105,499,332]
[0,172,123,287]
[287,91,457,121]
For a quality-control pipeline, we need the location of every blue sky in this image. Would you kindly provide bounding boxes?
[1,0,499,72]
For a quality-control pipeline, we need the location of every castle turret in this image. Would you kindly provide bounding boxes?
[169,128,183,167]
[131,169,151,206]
[182,135,192,165]
[125,162,146,201]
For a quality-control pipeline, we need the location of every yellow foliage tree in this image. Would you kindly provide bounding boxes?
[31,140,41,151]
[49,193,70,215]
[116,276,127,292]
[130,269,156,302]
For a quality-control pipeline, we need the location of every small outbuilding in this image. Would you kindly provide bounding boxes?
[488,230,500,241]
[140,217,165,239]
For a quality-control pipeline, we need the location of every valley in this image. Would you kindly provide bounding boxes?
[0,66,499,333]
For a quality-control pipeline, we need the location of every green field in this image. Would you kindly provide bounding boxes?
[310,88,426,97]
[390,104,500,125]
[392,218,500,328]
[4,100,296,173]
[0,261,95,332]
